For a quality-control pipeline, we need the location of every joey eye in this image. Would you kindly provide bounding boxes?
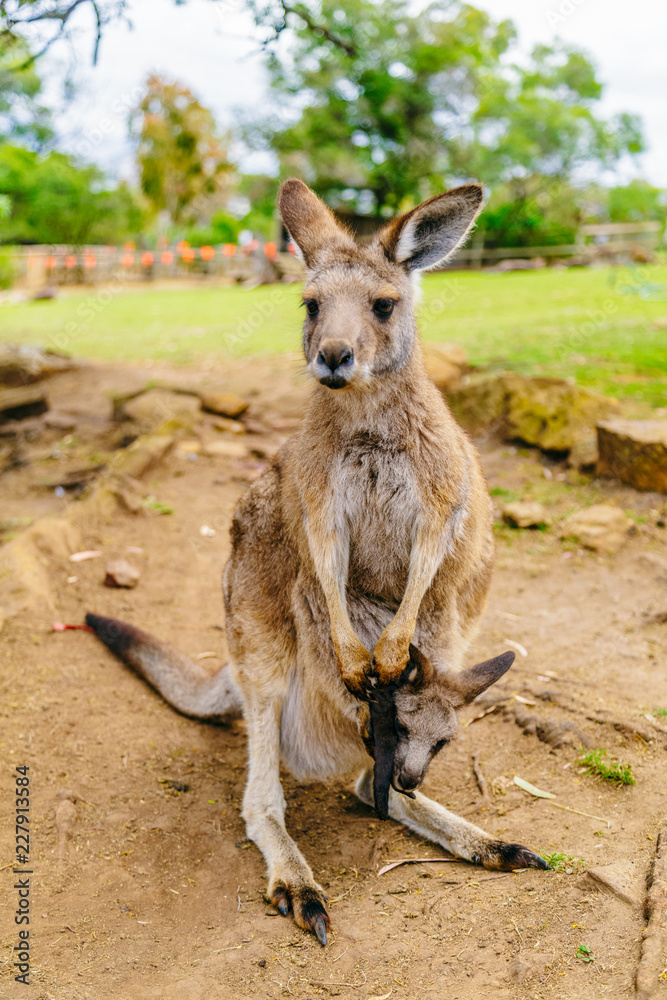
[373,298,395,318]
[433,738,449,754]
[303,299,319,317]
[395,719,409,739]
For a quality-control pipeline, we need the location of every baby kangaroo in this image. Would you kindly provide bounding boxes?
[86,178,549,946]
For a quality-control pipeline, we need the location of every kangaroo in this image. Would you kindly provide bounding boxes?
[85,178,549,947]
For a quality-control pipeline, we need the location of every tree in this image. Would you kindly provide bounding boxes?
[607,180,666,226]
[259,0,515,215]
[464,43,644,187]
[0,35,52,147]
[0,0,357,67]
[130,74,232,228]
[0,143,142,243]
[256,1,643,217]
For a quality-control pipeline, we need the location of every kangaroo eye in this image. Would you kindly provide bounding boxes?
[433,738,449,754]
[395,719,409,739]
[373,298,395,317]
[303,299,319,317]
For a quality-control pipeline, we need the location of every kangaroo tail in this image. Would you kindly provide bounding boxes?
[85,612,243,721]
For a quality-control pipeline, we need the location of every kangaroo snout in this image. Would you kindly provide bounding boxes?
[314,339,355,388]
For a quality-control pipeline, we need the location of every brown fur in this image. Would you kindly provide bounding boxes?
[220,180,549,941]
[86,179,549,947]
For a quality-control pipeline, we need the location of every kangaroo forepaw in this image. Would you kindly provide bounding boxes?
[475,841,552,872]
[267,881,331,945]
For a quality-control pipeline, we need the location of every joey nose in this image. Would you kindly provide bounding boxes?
[317,340,354,373]
[396,770,421,792]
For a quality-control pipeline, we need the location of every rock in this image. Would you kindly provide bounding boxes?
[561,504,631,554]
[121,389,201,432]
[447,373,519,434]
[104,558,140,589]
[507,951,551,982]
[597,419,667,492]
[110,432,175,480]
[422,342,469,392]
[502,501,550,529]
[212,417,246,435]
[0,344,74,386]
[0,516,82,619]
[448,373,618,452]
[506,379,617,452]
[568,434,598,471]
[585,861,643,907]
[0,384,48,423]
[200,392,249,419]
[44,411,77,431]
[202,439,248,459]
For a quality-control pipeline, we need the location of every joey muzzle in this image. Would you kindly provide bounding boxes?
[364,646,516,820]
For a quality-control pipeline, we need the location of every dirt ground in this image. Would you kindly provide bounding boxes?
[1,356,667,1000]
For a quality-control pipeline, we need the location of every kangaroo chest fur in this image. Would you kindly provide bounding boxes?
[335,430,419,600]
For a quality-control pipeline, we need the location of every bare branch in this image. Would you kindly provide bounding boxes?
[277,1,356,57]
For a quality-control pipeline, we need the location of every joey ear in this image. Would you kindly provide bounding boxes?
[278,178,355,267]
[452,650,515,706]
[378,183,484,272]
[405,643,434,687]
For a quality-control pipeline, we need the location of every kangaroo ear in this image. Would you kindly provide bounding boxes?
[378,183,484,272]
[369,688,399,821]
[278,178,355,267]
[452,650,515,706]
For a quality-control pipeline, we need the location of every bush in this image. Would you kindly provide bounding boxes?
[0,246,15,289]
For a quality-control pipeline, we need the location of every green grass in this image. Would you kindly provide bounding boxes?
[577,747,635,786]
[1,263,666,403]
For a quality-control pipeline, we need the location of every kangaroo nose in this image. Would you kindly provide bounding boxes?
[317,341,354,373]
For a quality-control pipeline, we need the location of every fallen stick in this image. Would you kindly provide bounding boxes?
[636,826,667,1000]
[377,857,456,876]
[472,752,490,803]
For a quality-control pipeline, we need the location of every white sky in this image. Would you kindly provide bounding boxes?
[38,0,667,187]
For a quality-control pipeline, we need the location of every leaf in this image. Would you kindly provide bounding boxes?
[377,857,456,876]
[513,776,556,799]
[504,638,528,657]
[69,550,102,562]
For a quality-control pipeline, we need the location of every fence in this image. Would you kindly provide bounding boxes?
[9,240,296,291]
[5,220,665,290]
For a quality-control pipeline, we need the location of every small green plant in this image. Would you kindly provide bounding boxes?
[577,747,635,786]
[141,495,174,515]
[541,851,584,872]
[577,944,594,963]
[654,708,667,718]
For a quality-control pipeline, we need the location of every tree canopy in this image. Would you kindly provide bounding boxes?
[256,0,643,215]
[0,144,142,244]
[130,74,233,227]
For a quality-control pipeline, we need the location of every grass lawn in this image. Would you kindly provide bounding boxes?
[1,262,666,405]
